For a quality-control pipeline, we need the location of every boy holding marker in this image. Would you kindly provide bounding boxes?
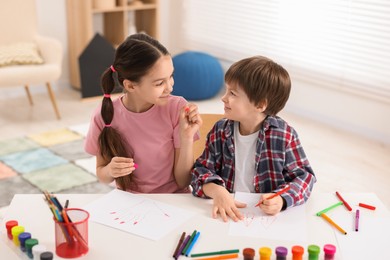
[191,56,316,221]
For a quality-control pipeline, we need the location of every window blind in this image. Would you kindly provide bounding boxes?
[180,0,390,103]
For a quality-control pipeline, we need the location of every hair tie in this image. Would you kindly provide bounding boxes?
[104,124,112,128]
[110,65,116,72]
[103,94,111,98]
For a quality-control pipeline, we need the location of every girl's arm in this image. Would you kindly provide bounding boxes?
[173,104,202,188]
[96,154,136,184]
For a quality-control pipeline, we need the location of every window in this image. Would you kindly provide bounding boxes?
[180,0,390,103]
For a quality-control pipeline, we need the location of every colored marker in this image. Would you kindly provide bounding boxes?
[335,191,352,211]
[316,201,343,216]
[175,234,190,259]
[355,209,360,231]
[195,253,239,260]
[255,185,290,207]
[182,230,197,255]
[359,203,376,210]
[191,249,240,258]
[173,231,186,258]
[320,213,347,235]
[185,231,200,256]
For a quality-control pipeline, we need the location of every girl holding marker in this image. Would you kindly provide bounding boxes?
[85,33,202,193]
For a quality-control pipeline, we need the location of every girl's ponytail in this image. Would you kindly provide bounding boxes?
[98,66,133,190]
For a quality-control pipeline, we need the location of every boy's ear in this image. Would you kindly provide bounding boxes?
[256,100,268,113]
[123,79,137,92]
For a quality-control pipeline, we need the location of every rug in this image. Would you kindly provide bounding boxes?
[0,124,113,208]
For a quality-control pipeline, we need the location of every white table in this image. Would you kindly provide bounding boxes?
[1,191,389,260]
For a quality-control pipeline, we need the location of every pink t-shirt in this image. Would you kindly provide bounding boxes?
[84,95,197,193]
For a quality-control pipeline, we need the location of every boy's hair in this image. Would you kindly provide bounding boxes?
[225,56,291,116]
[98,33,170,190]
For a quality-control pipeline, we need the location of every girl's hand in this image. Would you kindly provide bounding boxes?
[107,156,137,178]
[180,103,203,140]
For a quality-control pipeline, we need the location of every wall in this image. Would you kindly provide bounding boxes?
[10,0,390,145]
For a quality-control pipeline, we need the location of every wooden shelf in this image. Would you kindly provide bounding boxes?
[66,0,160,90]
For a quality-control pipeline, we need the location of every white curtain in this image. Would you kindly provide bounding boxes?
[180,0,390,103]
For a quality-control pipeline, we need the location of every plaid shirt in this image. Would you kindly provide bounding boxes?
[191,116,316,209]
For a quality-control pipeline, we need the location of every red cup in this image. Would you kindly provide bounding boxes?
[54,208,89,258]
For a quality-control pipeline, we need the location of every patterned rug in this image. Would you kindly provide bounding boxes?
[0,124,113,208]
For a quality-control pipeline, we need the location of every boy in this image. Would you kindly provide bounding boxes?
[191,56,316,222]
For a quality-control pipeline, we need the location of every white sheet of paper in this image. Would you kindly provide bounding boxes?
[229,192,307,242]
[326,193,390,259]
[83,189,194,241]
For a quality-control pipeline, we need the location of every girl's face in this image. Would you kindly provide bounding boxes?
[130,55,174,108]
[221,82,260,122]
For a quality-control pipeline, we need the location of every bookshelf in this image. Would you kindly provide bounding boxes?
[66,0,160,89]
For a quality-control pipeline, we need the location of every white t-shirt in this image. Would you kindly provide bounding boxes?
[233,121,258,193]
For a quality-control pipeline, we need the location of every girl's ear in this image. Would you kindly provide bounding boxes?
[123,79,136,92]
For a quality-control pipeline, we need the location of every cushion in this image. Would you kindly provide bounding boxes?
[0,42,44,67]
[172,51,224,100]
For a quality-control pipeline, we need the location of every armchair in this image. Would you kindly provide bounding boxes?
[0,0,63,119]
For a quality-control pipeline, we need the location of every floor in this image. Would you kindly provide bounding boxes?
[1,85,390,219]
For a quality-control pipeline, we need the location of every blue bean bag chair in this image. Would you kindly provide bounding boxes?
[172,51,224,100]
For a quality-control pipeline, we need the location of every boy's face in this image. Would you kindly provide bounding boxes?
[221,82,262,122]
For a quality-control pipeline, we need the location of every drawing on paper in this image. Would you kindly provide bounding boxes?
[242,210,277,229]
[83,189,194,241]
[109,200,171,225]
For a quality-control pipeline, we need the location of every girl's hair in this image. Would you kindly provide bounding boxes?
[225,56,291,116]
[98,33,170,190]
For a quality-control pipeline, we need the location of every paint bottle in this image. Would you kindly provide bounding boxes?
[323,244,336,260]
[25,238,39,259]
[40,251,53,260]
[18,232,31,252]
[259,247,272,260]
[5,220,18,240]
[291,245,304,260]
[11,225,25,246]
[275,246,288,260]
[307,244,320,260]
[243,247,255,260]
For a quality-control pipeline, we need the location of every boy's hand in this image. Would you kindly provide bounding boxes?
[258,193,284,215]
[204,183,246,222]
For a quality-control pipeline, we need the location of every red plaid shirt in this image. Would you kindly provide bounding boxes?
[191,116,316,209]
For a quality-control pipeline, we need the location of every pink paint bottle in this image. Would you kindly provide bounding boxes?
[323,244,336,260]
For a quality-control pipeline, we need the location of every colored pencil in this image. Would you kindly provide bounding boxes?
[191,249,240,258]
[255,185,290,207]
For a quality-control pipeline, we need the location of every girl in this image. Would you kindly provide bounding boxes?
[85,33,202,193]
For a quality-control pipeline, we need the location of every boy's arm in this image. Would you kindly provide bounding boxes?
[282,132,316,208]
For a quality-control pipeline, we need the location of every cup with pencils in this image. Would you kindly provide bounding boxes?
[43,192,89,258]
